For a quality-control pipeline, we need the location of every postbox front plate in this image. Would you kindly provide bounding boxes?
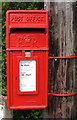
[6,10,48,109]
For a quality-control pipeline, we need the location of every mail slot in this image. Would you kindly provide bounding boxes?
[6,10,48,109]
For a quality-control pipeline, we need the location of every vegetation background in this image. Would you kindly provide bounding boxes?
[2,2,44,120]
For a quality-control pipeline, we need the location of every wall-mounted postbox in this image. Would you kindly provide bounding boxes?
[6,10,48,109]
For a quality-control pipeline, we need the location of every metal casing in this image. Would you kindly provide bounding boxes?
[6,10,48,109]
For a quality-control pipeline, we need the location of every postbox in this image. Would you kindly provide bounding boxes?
[6,10,48,109]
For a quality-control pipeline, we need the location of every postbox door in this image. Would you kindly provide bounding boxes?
[9,50,48,109]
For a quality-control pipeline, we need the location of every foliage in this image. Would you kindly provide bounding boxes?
[13,109,43,120]
[2,2,44,120]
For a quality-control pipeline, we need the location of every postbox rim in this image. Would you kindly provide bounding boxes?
[6,10,48,15]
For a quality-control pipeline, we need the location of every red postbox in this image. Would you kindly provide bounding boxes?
[6,10,48,109]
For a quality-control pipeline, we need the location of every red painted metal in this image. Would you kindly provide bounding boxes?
[49,56,77,59]
[6,10,48,109]
[48,92,77,96]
